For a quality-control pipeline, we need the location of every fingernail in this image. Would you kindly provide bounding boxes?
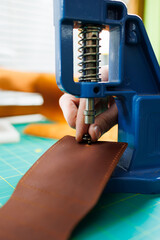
[94,126,101,140]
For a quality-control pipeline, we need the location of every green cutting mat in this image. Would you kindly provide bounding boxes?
[1,123,160,240]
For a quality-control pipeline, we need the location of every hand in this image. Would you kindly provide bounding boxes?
[59,66,118,142]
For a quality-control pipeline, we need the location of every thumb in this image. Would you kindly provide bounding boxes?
[88,103,118,142]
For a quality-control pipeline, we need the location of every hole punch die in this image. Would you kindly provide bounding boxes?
[54,0,160,194]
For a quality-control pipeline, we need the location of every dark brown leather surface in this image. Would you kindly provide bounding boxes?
[0,136,127,240]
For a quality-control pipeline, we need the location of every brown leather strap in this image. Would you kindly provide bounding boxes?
[0,136,127,240]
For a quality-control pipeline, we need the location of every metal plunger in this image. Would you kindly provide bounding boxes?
[78,25,102,124]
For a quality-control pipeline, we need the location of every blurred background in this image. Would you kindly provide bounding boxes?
[0,0,54,73]
[0,0,159,142]
[0,0,159,74]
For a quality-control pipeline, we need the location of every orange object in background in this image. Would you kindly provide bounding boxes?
[0,68,64,121]
[24,123,118,142]
[24,123,76,139]
[128,0,145,20]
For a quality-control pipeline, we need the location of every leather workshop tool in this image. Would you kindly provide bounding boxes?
[54,0,160,193]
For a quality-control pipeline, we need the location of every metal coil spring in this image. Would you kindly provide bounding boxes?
[78,25,102,82]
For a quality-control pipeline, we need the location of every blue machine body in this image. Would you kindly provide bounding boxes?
[54,0,160,193]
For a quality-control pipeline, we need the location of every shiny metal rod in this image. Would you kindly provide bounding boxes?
[84,98,96,124]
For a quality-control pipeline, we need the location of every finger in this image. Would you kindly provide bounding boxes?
[88,102,118,142]
[59,93,79,128]
[76,99,89,142]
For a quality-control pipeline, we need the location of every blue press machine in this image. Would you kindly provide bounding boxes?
[54,0,160,194]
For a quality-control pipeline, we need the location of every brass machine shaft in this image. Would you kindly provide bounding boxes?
[78,25,102,124]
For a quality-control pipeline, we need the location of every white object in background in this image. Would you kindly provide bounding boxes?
[0,0,55,73]
[0,91,44,106]
[0,114,46,124]
[0,121,20,143]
